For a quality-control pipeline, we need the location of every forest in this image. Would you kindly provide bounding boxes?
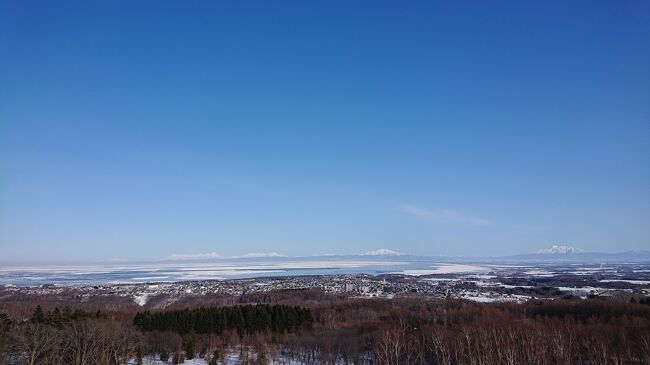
[1,295,650,364]
[133,304,312,335]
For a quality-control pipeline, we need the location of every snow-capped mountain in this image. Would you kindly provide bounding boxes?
[240,252,285,258]
[362,248,402,256]
[535,245,585,254]
[166,251,285,261]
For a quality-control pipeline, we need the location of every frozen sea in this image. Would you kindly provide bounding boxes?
[0,256,495,286]
[3,255,649,287]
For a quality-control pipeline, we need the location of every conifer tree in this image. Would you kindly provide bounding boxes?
[31,305,45,323]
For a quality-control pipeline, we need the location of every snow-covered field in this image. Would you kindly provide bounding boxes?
[393,264,492,276]
[523,269,556,277]
[128,351,324,365]
[459,291,528,303]
[600,279,650,285]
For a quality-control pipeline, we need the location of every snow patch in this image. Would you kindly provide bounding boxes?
[133,294,149,306]
[523,270,556,277]
[600,279,650,285]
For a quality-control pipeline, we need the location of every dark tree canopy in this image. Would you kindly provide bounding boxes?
[133,304,312,335]
[30,306,106,328]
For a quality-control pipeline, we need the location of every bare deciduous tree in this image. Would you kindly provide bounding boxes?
[12,322,60,365]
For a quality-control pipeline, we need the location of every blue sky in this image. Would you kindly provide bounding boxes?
[1,1,649,264]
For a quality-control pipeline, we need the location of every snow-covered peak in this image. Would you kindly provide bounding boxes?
[240,252,285,258]
[362,248,402,256]
[535,245,585,254]
[167,251,286,260]
[167,251,221,260]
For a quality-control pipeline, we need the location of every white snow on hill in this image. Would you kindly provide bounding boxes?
[168,251,221,261]
[362,248,402,256]
[240,252,285,258]
[535,245,585,254]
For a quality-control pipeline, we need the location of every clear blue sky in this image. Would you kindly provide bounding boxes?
[1,1,649,264]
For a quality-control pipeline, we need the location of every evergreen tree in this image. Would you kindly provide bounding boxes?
[184,338,194,359]
[133,304,311,335]
[0,313,10,332]
[31,305,45,323]
[136,347,143,365]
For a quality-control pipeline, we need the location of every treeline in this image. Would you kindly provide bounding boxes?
[1,297,650,364]
[295,298,650,365]
[0,312,139,365]
[133,304,312,335]
[527,298,650,321]
[366,301,650,365]
[30,305,106,328]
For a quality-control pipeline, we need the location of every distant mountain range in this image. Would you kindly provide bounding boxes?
[352,245,650,263]
[535,245,585,254]
[361,248,402,256]
[156,245,649,265]
[356,245,650,262]
[501,245,650,262]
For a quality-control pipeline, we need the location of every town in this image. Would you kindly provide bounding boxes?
[3,262,649,310]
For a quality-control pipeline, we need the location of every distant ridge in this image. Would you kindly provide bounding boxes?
[166,251,285,261]
[362,248,402,256]
[535,245,585,254]
[160,246,649,264]
[502,246,650,262]
[240,252,285,258]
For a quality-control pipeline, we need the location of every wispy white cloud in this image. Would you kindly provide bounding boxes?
[400,205,489,226]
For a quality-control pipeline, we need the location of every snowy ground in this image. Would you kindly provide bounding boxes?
[600,279,650,285]
[393,263,492,276]
[126,346,340,365]
[129,352,308,365]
